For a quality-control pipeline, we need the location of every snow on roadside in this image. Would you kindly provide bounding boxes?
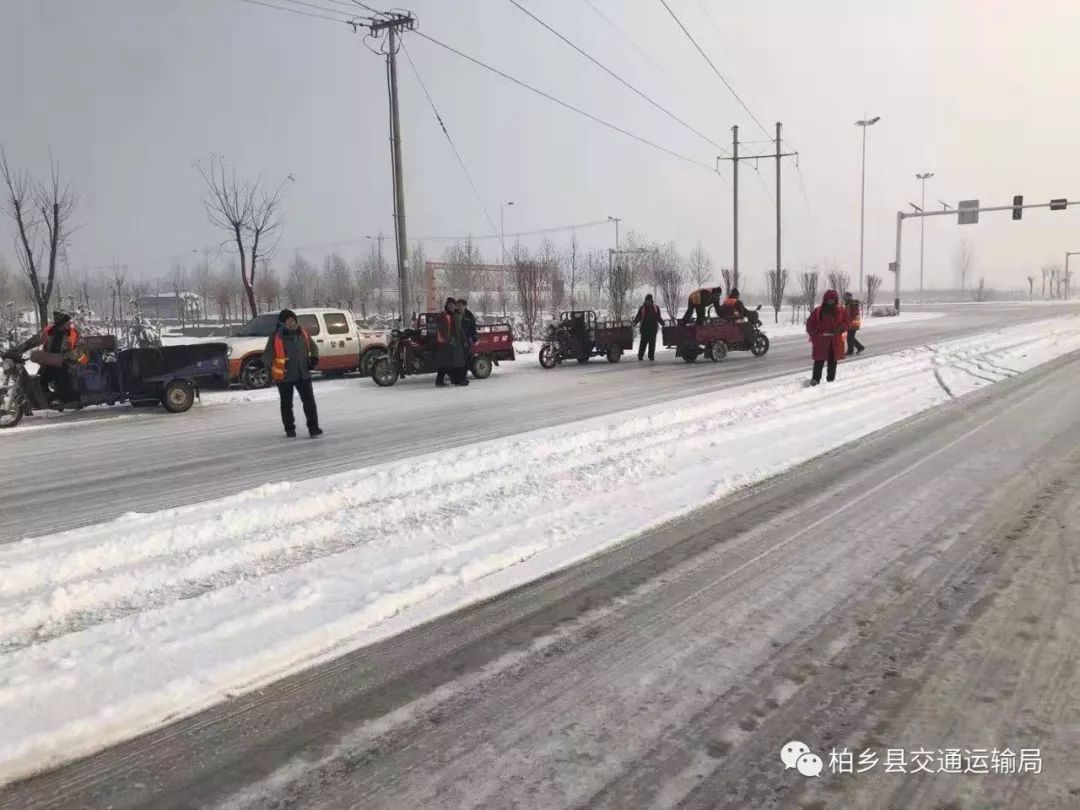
[2,315,1080,784]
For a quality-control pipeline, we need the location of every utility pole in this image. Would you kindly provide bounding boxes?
[916,172,934,303]
[732,125,739,276]
[718,123,795,287]
[365,11,417,325]
[607,216,622,250]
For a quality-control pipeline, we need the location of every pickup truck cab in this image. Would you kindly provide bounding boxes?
[224,308,387,389]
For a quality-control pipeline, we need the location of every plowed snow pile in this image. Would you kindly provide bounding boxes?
[2,315,1080,784]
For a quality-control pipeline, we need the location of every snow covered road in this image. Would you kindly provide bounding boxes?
[0,303,1075,541]
[3,313,1080,798]
[5,318,1080,809]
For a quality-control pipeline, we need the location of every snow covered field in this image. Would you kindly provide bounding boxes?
[1,314,1079,785]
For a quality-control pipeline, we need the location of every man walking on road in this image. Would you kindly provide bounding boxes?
[843,292,865,355]
[633,294,664,361]
[435,297,468,387]
[263,309,323,438]
[806,289,849,386]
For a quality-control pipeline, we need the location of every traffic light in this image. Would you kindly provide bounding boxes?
[1012,195,1023,220]
[1050,198,1068,211]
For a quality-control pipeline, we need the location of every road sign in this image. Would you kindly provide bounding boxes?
[1013,195,1023,220]
[888,262,898,273]
[1050,198,1068,211]
[958,199,979,225]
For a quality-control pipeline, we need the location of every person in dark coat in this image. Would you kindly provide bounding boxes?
[805,289,849,385]
[633,294,665,361]
[262,309,322,437]
[435,298,467,387]
[457,298,479,377]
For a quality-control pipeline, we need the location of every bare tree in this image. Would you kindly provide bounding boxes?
[973,277,988,303]
[865,274,883,309]
[1041,265,1050,299]
[1027,275,1035,301]
[609,259,637,321]
[168,264,189,327]
[584,249,608,310]
[564,230,580,311]
[285,252,316,308]
[766,269,788,324]
[0,254,12,306]
[1,150,78,329]
[799,270,820,312]
[956,239,974,292]
[405,240,427,319]
[197,156,286,318]
[654,242,687,322]
[109,263,127,329]
[321,252,354,311]
[254,261,282,312]
[688,242,712,288]
[513,245,546,341]
[825,270,850,298]
[720,267,741,295]
[443,238,483,300]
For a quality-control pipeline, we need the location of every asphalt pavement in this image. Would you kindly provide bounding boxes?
[1,302,1077,541]
[4,337,1080,810]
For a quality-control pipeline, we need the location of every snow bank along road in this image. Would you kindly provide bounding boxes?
[8,319,1080,807]
[2,302,1078,541]
[3,314,1080,807]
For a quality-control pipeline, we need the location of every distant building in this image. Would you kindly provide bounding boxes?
[135,293,204,321]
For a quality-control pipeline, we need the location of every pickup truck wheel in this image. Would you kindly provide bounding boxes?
[539,345,558,369]
[162,380,195,413]
[471,355,493,379]
[371,357,399,387]
[240,359,270,390]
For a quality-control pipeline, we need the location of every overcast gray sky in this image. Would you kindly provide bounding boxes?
[3,0,1079,292]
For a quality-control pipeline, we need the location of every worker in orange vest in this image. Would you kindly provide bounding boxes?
[262,309,322,438]
[13,310,86,402]
[681,287,723,326]
[843,292,865,355]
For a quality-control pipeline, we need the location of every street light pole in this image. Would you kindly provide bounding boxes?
[501,201,514,265]
[856,117,881,296]
[916,172,934,303]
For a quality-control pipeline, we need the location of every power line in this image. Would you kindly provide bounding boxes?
[235,0,354,24]
[507,0,728,155]
[412,30,720,175]
[580,0,670,78]
[658,0,770,140]
[402,45,503,246]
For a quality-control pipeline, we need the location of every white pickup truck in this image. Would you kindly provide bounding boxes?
[224,308,387,389]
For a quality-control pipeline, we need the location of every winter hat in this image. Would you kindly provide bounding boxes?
[729,287,740,298]
[52,310,72,325]
[644,294,654,303]
[822,290,839,304]
[278,308,297,323]
[842,291,853,300]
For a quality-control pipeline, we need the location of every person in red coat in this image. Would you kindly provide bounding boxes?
[805,289,849,385]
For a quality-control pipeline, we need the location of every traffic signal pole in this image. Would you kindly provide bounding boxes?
[891,199,1080,312]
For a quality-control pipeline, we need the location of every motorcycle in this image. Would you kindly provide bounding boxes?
[722,306,771,357]
[370,328,433,387]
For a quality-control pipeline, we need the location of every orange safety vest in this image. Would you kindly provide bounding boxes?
[271,328,312,382]
[846,300,862,329]
[43,324,88,364]
[435,312,453,344]
[689,289,713,306]
[723,296,739,308]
